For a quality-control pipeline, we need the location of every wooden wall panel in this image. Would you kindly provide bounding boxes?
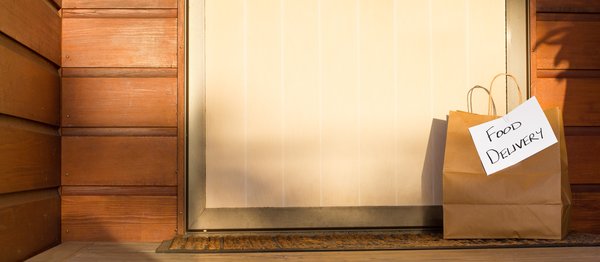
[571,190,600,233]
[0,35,60,125]
[62,67,178,78]
[0,0,61,259]
[62,186,177,196]
[0,117,60,194]
[61,127,177,136]
[0,0,61,65]
[535,78,600,126]
[62,18,177,67]
[62,78,177,127]
[533,0,600,234]
[566,135,600,184]
[536,21,600,70]
[60,0,183,242]
[62,196,177,242]
[537,0,600,13]
[0,190,60,262]
[62,0,177,9]
[62,9,178,18]
[62,136,177,186]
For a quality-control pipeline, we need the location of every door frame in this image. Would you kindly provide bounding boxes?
[185,0,529,232]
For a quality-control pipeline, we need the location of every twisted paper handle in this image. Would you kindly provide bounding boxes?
[467,73,524,115]
[487,73,524,116]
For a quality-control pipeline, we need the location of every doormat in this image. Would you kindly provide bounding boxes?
[156,231,600,253]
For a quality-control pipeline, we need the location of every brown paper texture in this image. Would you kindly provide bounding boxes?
[443,108,571,239]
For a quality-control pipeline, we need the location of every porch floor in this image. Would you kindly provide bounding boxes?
[28,242,600,261]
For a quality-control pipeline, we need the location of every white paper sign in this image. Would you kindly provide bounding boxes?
[468,97,558,175]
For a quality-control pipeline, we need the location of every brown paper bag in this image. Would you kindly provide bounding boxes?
[443,79,571,239]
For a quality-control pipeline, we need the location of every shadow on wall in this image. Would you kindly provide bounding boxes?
[415,21,582,221]
[535,19,600,233]
[534,22,585,125]
[421,118,447,208]
[413,20,594,231]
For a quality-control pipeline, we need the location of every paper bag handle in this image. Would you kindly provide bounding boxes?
[467,73,524,115]
[467,85,496,114]
[487,73,524,116]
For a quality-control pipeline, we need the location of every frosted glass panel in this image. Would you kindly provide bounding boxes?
[204,0,506,208]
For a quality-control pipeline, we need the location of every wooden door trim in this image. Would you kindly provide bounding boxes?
[177,0,187,235]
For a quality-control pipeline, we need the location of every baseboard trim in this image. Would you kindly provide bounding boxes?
[188,205,442,231]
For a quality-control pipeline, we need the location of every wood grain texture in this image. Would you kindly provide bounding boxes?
[62,0,177,8]
[565,135,600,184]
[62,195,177,242]
[537,13,600,22]
[0,0,61,65]
[571,190,600,234]
[537,0,600,13]
[61,186,177,196]
[536,21,600,70]
[0,35,60,125]
[62,136,177,186]
[538,69,600,78]
[572,184,600,193]
[0,189,60,262]
[62,77,177,127]
[61,67,178,78]
[176,0,186,235]
[62,9,177,18]
[62,18,177,67]
[61,127,177,136]
[566,127,600,136]
[0,116,60,194]
[535,78,600,126]
[532,1,600,235]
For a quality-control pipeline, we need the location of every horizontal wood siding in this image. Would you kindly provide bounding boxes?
[536,20,600,70]
[535,78,600,126]
[537,0,600,13]
[62,0,177,9]
[62,136,177,186]
[62,18,177,67]
[62,67,178,78]
[0,117,60,194]
[62,77,177,127]
[62,196,177,241]
[571,190,600,233]
[0,190,60,262]
[533,0,600,233]
[0,32,59,126]
[62,8,178,18]
[61,127,178,136]
[59,0,181,241]
[566,135,600,184]
[0,0,61,259]
[62,186,177,196]
[0,0,61,64]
